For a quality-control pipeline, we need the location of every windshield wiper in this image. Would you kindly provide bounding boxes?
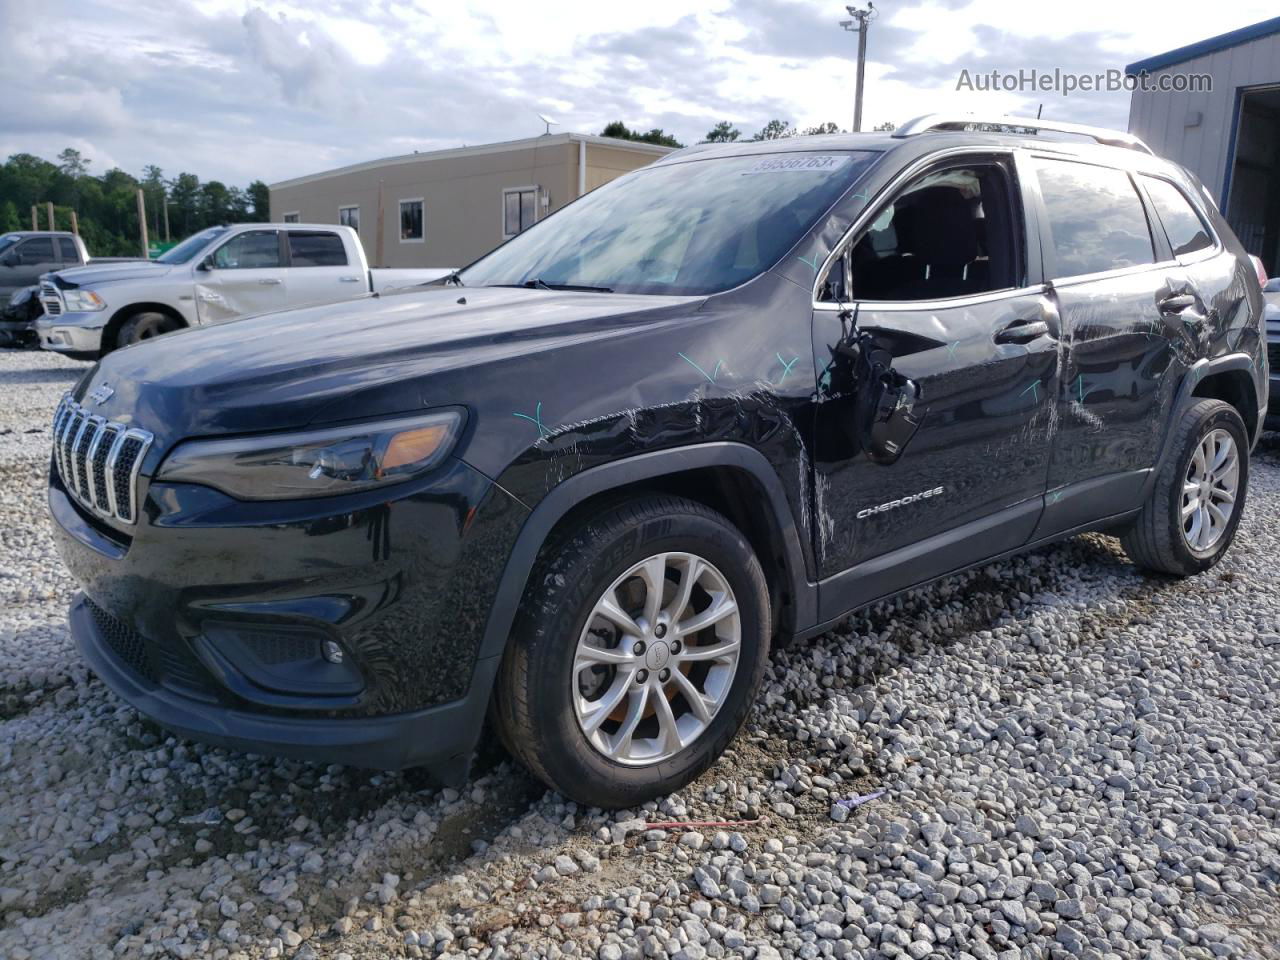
[500,278,614,293]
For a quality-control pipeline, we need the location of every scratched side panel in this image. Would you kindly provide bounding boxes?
[470,274,821,578]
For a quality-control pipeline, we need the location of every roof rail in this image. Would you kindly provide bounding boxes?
[892,113,1153,155]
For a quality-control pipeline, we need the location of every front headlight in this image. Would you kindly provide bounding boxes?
[62,289,106,312]
[156,410,464,500]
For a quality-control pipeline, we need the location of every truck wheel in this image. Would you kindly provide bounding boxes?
[117,311,182,350]
[1120,398,1249,576]
[493,496,770,808]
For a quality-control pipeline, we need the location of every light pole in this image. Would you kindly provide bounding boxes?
[840,2,877,132]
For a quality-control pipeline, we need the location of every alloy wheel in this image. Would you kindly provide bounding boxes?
[572,551,742,766]
[1182,427,1239,554]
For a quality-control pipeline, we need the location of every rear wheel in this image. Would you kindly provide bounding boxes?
[1120,398,1249,576]
[116,311,182,350]
[492,496,770,808]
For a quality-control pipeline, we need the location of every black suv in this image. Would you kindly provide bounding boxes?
[49,116,1267,808]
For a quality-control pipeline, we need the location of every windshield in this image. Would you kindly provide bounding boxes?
[461,151,878,296]
[157,227,229,264]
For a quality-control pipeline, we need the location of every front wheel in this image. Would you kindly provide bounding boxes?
[492,496,770,808]
[116,311,182,350]
[1121,398,1249,576]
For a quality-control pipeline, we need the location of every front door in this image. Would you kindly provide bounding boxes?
[811,152,1059,620]
[0,236,59,306]
[195,229,287,324]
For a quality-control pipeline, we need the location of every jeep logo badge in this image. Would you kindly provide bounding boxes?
[87,383,114,405]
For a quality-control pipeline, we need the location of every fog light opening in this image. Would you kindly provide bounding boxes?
[322,640,345,664]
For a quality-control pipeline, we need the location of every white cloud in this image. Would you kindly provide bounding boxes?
[0,0,1276,190]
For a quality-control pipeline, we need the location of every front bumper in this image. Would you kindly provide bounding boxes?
[71,594,501,775]
[36,312,107,353]
[51,454,528,775]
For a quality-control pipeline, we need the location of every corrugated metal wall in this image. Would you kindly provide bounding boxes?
[1127,33,1280,203]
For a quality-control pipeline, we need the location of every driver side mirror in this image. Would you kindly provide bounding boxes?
[197,256,214,272]
[0,253,17,268]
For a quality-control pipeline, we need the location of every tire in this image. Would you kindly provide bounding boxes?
[1120,398,1249,576]
[492,495,771,808]
[116,311,182,350]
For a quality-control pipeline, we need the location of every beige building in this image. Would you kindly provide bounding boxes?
[269,133,675,269]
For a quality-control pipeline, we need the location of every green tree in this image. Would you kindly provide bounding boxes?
[57,147,89,177]
[599,121,683,148]
[247,181,270,221]
[800,122,842,136]
[873,121,896,132]
[702,121,741,143]
[750,119,792,141]
[168,172,201,236]
[0,152,264,256]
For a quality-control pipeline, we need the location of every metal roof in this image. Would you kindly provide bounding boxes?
[270,133,675,191]
[1125,15,1280,74]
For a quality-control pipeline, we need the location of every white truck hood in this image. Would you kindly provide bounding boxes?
[51,261,174,287]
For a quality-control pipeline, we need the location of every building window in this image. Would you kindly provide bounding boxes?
[338,205,360,233]
[503,187,538,239]
[282,211,300,223]
[400,199,424,242]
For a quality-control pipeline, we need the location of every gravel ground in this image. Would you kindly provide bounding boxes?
[1,345,1278,960]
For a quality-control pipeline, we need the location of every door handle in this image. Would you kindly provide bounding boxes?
[258,278,282,285]
[338,276,361,283]
[994,319,1051,344]
[1157,293,1196,314]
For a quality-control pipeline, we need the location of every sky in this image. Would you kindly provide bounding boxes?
[1,0,1276,188]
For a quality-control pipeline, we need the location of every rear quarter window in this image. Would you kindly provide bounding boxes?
[1140,176,1215,258]
[1033,157,1155,278]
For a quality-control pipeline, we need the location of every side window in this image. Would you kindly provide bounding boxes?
[827,162,1021,302]
[18,238,55,265]
[1140,176,1214,258]
[58,238,79,262]
[400,200,424,242]
[212,231,281,269]
[1033,158,1154,278]
[288,231,348,267]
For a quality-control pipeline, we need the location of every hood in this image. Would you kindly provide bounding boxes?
[51,260,174,287]
[79,285,702,450]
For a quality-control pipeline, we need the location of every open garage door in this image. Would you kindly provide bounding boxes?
[1225,85,1280,276]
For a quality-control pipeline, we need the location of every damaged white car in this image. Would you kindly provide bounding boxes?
[35,224,452,359]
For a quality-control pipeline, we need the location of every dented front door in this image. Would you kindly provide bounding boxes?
[195,229,287,325]
[811,289,1061,613]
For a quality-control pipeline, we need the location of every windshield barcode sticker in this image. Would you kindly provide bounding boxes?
[744,155,852,174]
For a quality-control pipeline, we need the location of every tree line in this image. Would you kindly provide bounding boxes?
[0,148,269,257]
[600,119,897,148]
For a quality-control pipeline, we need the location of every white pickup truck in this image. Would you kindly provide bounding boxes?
[36,223,452,359]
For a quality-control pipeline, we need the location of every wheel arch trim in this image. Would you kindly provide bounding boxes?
[1145,351,1262,498]
[475,442,816,663]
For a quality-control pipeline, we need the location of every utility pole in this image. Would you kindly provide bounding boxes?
[46,201,55,231]
[30,206,37,231]
[840,2,877,132]
[136,188,149,258]
[163,198,171,242]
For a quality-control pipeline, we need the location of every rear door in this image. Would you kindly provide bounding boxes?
[195,229,287,323]
[812,149,1060,619]
[284,229,363,308]
[1028,154,1178,537]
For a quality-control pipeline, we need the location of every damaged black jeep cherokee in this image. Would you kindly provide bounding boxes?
[50,115,1267,808]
